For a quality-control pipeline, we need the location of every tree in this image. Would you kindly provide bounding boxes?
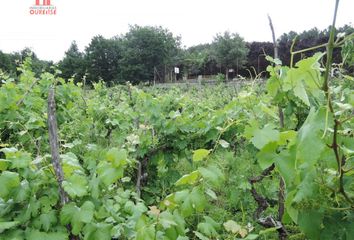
[120,25,181,84]
[0,51,16,75]
[212,32,249,80]
[14,48,53,76]
[245,42,273,77]
[84,35,123,84]
[0,48,53,78]
[182,44,216,78]
[58,41,85,83]
[277,25,354,68]
[277,31,298,66]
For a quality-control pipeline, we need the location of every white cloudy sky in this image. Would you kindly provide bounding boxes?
[0,0,353,62]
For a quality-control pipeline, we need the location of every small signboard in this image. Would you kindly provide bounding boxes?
[174,67,179,74]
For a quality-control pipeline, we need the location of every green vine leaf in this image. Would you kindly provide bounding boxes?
[60,201,95,235]
[192,149,211,162]
[175,170,200,186]
[251,124,280,150]
[62,174,88,198]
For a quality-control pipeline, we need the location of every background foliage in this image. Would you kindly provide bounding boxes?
[1,24,353,85]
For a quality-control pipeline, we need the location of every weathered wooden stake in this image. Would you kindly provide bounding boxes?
[268,14,287,240]
[48,86,69,205]
[48,86,80,240]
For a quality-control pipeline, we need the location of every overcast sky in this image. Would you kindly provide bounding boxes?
[0,0,353,62]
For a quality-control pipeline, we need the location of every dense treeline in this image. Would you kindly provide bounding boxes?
[0,48,53,77]
[0,24,353,84]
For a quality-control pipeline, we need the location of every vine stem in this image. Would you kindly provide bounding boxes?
[292,42,327,55]
[17,78,39,106]
[322,0,340,92]
[290,36,297,68]
[321,0,353,205]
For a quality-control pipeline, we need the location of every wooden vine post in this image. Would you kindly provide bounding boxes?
[267,15,279,61]
[48,85,78,240]
[48,86,69,205]
[248,15,287,240]
[267,15,287,240]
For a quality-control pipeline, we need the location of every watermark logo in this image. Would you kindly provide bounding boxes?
[29,0,57,15]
